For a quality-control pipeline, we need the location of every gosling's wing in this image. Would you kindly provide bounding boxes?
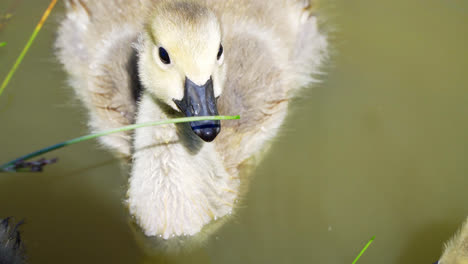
[288,0,328,95]
[56,0,146,157]
[213,0,327,173]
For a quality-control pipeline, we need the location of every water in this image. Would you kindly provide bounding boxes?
[0,0,467,263]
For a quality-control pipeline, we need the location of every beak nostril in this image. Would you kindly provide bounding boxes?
[209,100,216,113]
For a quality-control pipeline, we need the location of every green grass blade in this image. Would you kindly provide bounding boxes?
[352,236,375,264]
[0,0,57,97]
[0,115,240,172]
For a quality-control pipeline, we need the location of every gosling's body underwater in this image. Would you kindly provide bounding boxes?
[56,0,327,242]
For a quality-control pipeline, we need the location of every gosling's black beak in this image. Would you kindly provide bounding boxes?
[173,77,220,142]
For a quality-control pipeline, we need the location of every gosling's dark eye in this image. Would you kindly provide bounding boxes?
[217,44,223,60]
[159,47,171,64]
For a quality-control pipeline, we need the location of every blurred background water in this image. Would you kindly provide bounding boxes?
[0,0,467,263]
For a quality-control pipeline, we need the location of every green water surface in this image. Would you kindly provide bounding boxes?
[0,0,467,263]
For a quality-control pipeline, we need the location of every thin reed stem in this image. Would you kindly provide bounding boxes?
[0,0,57,97]
[0,115,240,172]
[352,236,375,264]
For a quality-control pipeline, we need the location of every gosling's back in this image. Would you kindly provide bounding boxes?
[56,0,327,158]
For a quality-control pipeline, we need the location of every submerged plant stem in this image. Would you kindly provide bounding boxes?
[0,0,57,97]
[0,115,240,172]
[352,236,375,264]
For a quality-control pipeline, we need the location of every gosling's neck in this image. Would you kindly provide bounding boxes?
[127,93,239,239]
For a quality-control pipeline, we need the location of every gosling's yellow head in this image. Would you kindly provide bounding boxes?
[138,2,226,142]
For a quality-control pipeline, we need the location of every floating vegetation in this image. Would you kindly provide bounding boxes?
[0,42,6,47]
[6,158,58,172]
[0,0,57,97]
[0,115,240,172]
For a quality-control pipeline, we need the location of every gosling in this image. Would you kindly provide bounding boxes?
[438,217,468,264]
[56,0,328,242]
